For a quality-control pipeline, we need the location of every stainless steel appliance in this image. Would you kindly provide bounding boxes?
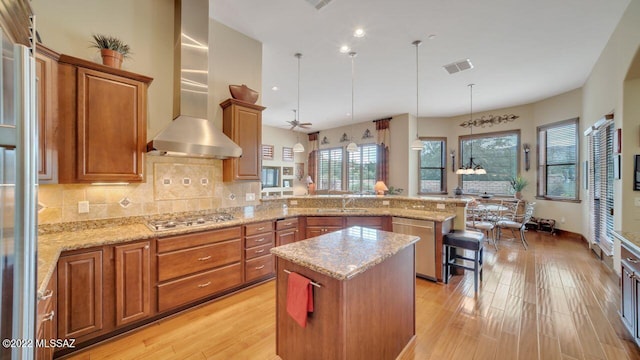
[146,213,235,232]
[0,1,37,359]
[392,217,436,281]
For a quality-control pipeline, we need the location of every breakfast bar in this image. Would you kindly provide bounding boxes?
[271,226,419,360]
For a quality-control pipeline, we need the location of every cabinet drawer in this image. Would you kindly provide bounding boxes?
[157,227,241,253]
[245,243,273,260]
[245,232,274,248]
[245,221,273,236]
[245,255,274,282]
[37,272,56,334]
[158,239,241,282]
[306,216,344,227]
[622,245,640,273]
[157,262,242,312]
[346,216,384,228]
[276,218,298,230]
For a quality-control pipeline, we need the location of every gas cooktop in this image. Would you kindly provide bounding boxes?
[146,213,235,231]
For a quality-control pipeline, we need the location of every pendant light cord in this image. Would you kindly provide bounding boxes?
[469,84,474,162]
[296,53,302,123]
[414,40,421,138]
[349,52,357,143]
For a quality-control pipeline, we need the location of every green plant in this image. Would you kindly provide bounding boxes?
[386,186,404,195]
[509,175,529,192]
[90,34,131,57]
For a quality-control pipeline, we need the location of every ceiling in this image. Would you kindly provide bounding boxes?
[211,0,630,132]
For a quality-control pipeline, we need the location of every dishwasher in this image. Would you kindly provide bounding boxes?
[392,217,436,281]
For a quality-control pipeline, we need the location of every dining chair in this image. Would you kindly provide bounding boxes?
[496,202,535,249]
[466,205,497,250]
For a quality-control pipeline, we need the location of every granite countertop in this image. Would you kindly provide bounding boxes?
[36,206,456,295]
[270,226,420,281]
[613,230,640,254]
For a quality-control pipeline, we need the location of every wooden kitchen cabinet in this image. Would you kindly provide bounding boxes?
[244,221,275,283]
[220,98,265,182]
[35,45,59,184]
[345,216,390,230]
[304,217,344,239]
[621,244,640,346]
[57,54,152,183]
[275,218,299,246]
[57,249,105,342]
[156,227,243,312]
[36,268,56,360]
[114,240,152,327]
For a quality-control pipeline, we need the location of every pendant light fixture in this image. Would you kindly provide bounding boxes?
[456,84,486,175]
[410,40,424,151]
[292,53,305,153]
[346,51,358,153]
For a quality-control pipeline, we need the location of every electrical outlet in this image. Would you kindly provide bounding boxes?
[436,203,445,210]
[246,193,255,201]
[290,200,298,205]
[78,201,90,214]
[382,200,390,206]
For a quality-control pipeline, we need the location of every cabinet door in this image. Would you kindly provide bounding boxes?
[76,68,146,182]
[221,99,265,181]
[35,47,58,183]
[276,228,298,246]
[345,216,384,230]
[114,241,151,327]
[58,250,103,341]
[621,261,635,333]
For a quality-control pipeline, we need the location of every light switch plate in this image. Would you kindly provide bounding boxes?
[246,193,255,201]
[290,200,298,205]
[78,201,89,214]
[437,203,446,210]
[382,200,390,206]
[635,197,640,207]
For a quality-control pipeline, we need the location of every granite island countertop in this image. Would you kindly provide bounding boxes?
[613,230,640,254]
[270,226,420,280]
[37,206,456,295]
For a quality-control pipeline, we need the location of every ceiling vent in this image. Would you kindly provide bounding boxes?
[443,59,474,74]
[304,0,333,10]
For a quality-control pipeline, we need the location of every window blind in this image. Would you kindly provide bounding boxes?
[419,139,446,193]
[537,119,578,199]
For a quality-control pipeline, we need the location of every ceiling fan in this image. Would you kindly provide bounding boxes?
[286,109,312,130]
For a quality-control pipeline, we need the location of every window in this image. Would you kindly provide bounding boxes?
[587,117,614,255]
[348,144,378,193]
[459,130,519,195]
[537,118,579,200]
[317,147,343,190]
[418,138,446,193]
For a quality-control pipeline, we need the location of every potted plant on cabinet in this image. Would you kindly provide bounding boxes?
[90,34,130,69]
[509,175,528,199]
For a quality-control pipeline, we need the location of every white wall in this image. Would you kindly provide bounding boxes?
[389,114,411,195]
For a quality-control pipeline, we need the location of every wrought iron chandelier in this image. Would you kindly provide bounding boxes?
[456,84,486,175]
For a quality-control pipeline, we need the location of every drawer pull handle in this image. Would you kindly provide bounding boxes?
[284,223,293,226]
[255,249,265,254]
[42,310,55,322]
[198,282,211,288]
[39,289,53,301]
[197,256,212,261]
[255,265,265,270]
[628,272,636,279]
[627,257,639,264]
[255,238,265,242]
[257,227,265,231]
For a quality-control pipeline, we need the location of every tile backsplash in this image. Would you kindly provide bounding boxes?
[38,156,261,224]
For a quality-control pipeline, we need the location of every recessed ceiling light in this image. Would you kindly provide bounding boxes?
[428,34,437,40]
[346,112,351,117]
[339,45,350,53]
[353,28,365,38]
[271,86,279,91]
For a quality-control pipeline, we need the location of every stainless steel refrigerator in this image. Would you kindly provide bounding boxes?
[0,1,38,359]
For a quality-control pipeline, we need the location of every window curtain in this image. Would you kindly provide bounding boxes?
[307,132,319,182]
[374,118,391,183]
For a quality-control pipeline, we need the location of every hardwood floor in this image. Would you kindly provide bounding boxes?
[65,231,640,360]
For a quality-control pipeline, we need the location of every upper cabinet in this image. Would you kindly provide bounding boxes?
[220,99,265,182]
[57,55,153,183]
[36,45,60,184]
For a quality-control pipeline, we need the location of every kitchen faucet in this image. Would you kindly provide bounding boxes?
[342,196,354,210]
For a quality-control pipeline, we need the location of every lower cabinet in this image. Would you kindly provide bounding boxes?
[275,218,299,246]
[57,249,105,342]
[244,221,275,283]
[304,216,391,239]
[114,241,151,327]
[621,244,640,346]
[36,268,56,360]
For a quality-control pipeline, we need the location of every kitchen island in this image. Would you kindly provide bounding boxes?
[271,226,419,360]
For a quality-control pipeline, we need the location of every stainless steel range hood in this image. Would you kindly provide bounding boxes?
[147,0,242,159]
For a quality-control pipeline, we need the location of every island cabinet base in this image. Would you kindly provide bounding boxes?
[275,245,416,360]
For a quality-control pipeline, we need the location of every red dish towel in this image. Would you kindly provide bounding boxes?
[286,272,314,327]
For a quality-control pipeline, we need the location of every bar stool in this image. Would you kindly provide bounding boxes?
[443,230,485,293]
